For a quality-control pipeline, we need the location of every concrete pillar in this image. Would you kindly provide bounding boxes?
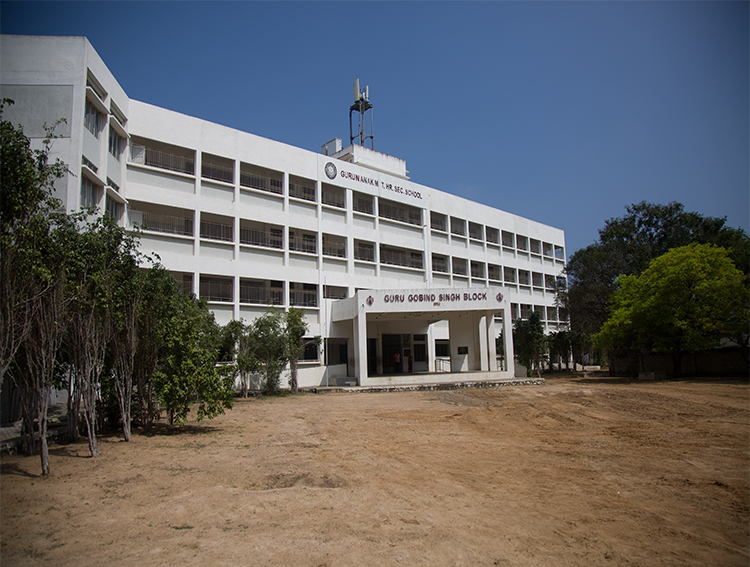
[353,310,368,385]
[487,313,498,371]
[478,313,489,371]
[502,307,515,377]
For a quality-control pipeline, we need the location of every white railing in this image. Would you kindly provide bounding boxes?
[289,182,316,202]
[240,171,283,194]
[381,247,423,270]
[130,144,194,175]
[200,221,233,242]
[289,233,316,254]
[200,281,233,302]
[290,290,317,307]
[129,209,194,236]
[435,358,451,373]
[240,286,283,305]
[322,240,346,258]
[202,161,233,183]
[239,227,283,249]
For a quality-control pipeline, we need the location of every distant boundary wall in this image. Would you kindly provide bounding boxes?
[608,347,749,378]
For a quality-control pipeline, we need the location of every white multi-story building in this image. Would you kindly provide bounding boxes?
[1,35,567,388]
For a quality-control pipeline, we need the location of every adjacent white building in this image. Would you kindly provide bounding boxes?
[1,35,567,389]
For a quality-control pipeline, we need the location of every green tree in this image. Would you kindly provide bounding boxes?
[547,330,572,372]
[0,99,72,473]
[0,99,69,387]
[595,244,749,377]
[153,293,233,426]
[284,308,320,394]
[564,202,750,338]
[513,311,547,378]
[132,265,180,431]
[248,309,287,394]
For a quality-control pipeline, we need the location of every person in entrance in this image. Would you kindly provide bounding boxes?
[393,352,401,373]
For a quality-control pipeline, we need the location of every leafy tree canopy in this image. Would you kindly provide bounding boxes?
[564,202,749,336]
[513,310,546,377]
[594,243,749,357]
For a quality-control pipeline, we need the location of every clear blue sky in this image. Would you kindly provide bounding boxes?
[2,1,747,257]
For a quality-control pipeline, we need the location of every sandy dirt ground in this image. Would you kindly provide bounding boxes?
[1,375,748,566]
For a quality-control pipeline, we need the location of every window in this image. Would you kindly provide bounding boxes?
[105,195,122,222]
[240,279,283,305]
[322,185,345,208]
[432,254,449,274]
[435,340,450,357]
[430,211,447,232]
[200,277,233,302]
[353,192,373,215]
[379,198,422,226]
[469,222,483,240]
[488,264,501,281]
[486,227,499,244]
[302,340,319,362]
[108,127,123,159]
[289,230,317,254]
[502,231,515,248]
[452,257,467,276]
[322,234,346,258]
[354,240,375,262]
[450,217,466,236]
[471,261,485,279]
[380,245,423,269]
[80,176,100,209]
[84,99,102,138]
[289,181,316,202]
[290,282,318,307]
[324,285,348,300]
[200,217,233,242]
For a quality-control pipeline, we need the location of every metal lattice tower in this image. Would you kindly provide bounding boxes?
[349,78,374,149]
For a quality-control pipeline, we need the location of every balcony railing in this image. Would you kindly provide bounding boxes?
[200,221,233,242]
[431,216,446,232]
[178,279,193,295]
[380,247,423,270]
[354,243,374,262]
[202,161,233,184]
[322,240,346,258]
[289,233,316,254]
[240,285,283,305]
[289,182,316,202]
[239,227,283,249]
[200,281,233,302]
[130,144,194,175]
[240,171,282,195]
[432,257,449,273]
[353,197,373,215]
[290,290,317,308]
[471,263,485,278]
[129,209,194,236]
[379,203,422,227]
[322,190,345,209]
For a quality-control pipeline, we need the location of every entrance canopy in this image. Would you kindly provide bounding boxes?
[332,287,515,386]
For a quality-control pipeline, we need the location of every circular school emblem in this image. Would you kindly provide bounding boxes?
[366,295,374,306]
[496,292,504,302]
[325,162,337,180]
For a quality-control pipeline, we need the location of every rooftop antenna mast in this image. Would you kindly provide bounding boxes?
[350,78,374,149]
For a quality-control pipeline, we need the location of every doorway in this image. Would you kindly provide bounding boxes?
[381,334,402,374]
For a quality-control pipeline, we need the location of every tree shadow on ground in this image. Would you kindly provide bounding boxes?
[139,422,220,437]
[0,461,39,478]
